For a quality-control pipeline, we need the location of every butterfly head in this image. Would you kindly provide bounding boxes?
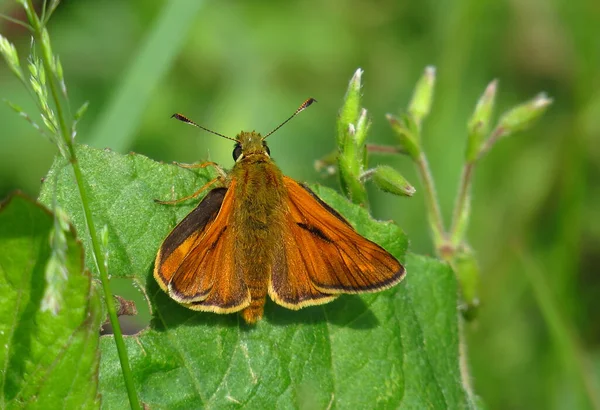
[233,131,271,162]
[230,98,315,162]
[171,97,315,163]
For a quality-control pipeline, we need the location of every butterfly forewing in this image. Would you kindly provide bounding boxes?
[154,182,251,312]
[154,187,227,291]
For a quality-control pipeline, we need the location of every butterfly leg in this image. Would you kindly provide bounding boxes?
[173,161,227,179]
[154,177,220,205]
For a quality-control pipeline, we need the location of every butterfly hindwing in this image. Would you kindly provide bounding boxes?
[269,229,338,309]
[269,177,405,308]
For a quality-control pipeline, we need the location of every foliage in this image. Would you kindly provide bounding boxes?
[0,194,102,409]
[2,0,599,409]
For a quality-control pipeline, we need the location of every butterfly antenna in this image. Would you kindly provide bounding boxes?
[171,113,237,142]
[262,98,317,140]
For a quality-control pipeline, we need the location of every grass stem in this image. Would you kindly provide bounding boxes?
[23,1,141,408]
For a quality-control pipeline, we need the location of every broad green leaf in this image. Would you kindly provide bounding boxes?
[39,144,472,409]
[0,193,102,409]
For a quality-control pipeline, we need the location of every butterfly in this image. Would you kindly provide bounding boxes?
[154,98,405,324]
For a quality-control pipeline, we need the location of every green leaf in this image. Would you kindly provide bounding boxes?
[0,193,102,409]
[39,144,473,409]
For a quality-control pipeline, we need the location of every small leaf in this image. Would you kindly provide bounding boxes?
[39,144,474,408]
[44,0,61,23]
[0,193,102,409]
[72,101,90,142]
[74,101,90,122]
[4,99,54,145]
[54,55,67,97]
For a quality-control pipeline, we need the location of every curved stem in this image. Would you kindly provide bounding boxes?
[458,316,478,408]
[415,152,446,249]
[449,162,474,246]
[24,2,141,408]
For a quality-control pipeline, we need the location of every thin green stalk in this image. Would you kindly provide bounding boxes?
[457,316,478,409]
[69,155,141,410]
[23,1,141,408]
[0,13,33,31]
[476,126,504,161]
[414,152,446,249]
[366,143,404,155]
[449,162,474,246]
[414,149,478,405]
[415,150,477,406]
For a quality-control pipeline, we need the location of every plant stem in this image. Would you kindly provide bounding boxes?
[477,126,504,161]
[24,2,141,408]
[414,152,446,249]
[70,156,141,410]
[449,161,474,246]
[458,316,478,409]
[0,13,33,31]
[366,143,405,155]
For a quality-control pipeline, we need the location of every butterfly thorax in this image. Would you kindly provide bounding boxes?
[230,133,286,322]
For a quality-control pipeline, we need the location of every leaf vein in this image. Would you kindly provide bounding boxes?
[207,328,241,406]
[153,290,207,406]
[322,309,337,408]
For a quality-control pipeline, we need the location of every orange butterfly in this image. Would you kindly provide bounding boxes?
[154,99,405,324]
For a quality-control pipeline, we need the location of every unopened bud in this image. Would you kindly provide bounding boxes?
[366,166,415,197]
[408,66,436,127]
[466,80,497,162]
[496,93,553,138]
[337,68,363,147]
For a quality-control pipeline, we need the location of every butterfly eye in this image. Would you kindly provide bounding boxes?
[232,143,243,161]
[263,142,271,157]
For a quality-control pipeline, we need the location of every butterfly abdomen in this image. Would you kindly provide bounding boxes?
[233,158,286,323]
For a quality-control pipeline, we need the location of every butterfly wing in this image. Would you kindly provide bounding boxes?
[269,177,405,309]
[154,181,251,313]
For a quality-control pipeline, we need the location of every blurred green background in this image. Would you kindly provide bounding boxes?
[1,0,599,409]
